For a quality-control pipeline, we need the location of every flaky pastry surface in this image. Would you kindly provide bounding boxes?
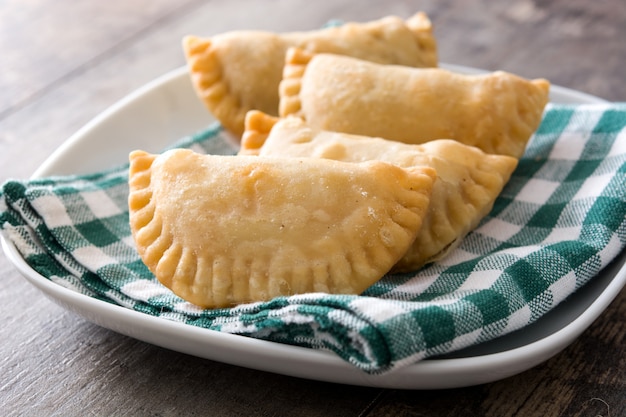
[279,50,549,158]
[183,12,437,136]
[128,149,436,307]
[241,113,518,271]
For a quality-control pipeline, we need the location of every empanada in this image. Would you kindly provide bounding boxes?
[183,12,437,136]
[128,149,436,308]
[279,49,550,158]
[241,112,518,271]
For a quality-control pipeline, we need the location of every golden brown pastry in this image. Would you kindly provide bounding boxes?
[128,148,436,308]
[241,112,518,271]
[279,49,550,158]
[183,12,437,136]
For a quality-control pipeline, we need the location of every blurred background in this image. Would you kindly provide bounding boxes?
[1,1,624,182]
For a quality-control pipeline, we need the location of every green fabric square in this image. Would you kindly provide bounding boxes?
[464,290,510,325]
[528,202,567,229]
[411,306,456,349]
[548,240,597,271]
[566,160,603,181]
[585,196,626,232]
[593,109,626,133]
[506,259,546,303]
[75,219,120,247]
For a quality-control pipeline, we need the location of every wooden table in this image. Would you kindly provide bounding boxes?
[1,1,624,415]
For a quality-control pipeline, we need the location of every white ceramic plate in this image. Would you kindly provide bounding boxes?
[2,66,625,390]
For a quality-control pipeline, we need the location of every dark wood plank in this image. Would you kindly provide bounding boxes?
[431,0,626,100]
[0,0,202,118]
[3,318,381,416]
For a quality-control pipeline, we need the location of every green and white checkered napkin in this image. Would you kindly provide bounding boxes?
[1,103,625,374]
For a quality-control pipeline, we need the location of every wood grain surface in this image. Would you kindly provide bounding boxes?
[1,1,624,416]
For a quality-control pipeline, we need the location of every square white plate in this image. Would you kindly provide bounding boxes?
[2,65,624,389]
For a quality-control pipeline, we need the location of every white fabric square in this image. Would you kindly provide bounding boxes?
[597,233,624,266]
[477,218,522,241]
[31,195,73,228]
[542,226,581,244]
[448,328,482,352]
[121,234,136,247]
[498,245,543,260]
[549,132,588,161]
[72,245,118,270]
[547,271,577,306]
[457,270,501,292]
[515,179,560,204]
[122,279,172,301]
[350,298,408,322]
[573,173,614,200]
[82,190,124,218]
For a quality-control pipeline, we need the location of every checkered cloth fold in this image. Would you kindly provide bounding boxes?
[1,104,625,374]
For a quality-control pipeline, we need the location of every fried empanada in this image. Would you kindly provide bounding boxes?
[183,12,437,136]
[279,49,549,158]
[128,149,436,308]
[241,112,518,271]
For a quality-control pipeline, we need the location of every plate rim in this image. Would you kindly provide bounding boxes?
[2,64,624,389]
